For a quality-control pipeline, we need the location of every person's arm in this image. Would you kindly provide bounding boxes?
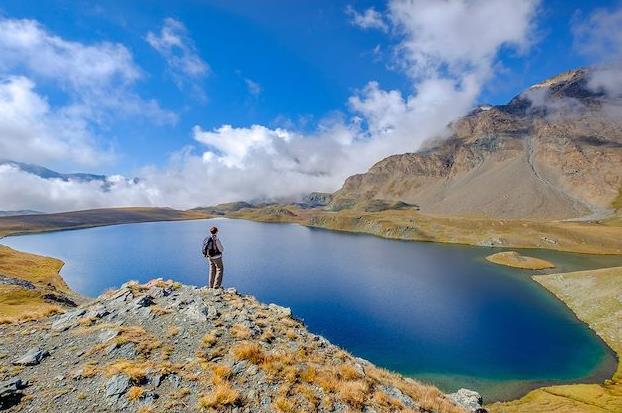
[216,238,224,253]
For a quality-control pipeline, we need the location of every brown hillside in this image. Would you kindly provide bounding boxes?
[331,69,622,220]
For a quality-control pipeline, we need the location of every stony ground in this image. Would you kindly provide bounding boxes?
[0,280,477,413]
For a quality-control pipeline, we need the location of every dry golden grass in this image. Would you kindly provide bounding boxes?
[198,382,239,409]
[201,331,218,347]
[338,364,362,380]
[203,362,232,386]
[231,342,266,365]
[79,361,98,378]
[273,396,295,413]
[169,387,191,400]
[299,366,317,383]
[116,326,161,355]
[126,386,144,401]
[337,380,368,407]
[233,205,622,255]
[373,390,404,409]
[165,325,180,338]
[150,305,172,316]
[231,323,252,339]
[296,383,319,408]
[0,245,68,291]
[486,251,555,270]
[103,360,149,382]
[137,405,155,413]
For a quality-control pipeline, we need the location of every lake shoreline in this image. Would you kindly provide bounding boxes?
[1,209,621,410]
[2,206,622,255]
[488,267,622,412]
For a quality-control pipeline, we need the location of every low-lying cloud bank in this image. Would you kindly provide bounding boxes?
[0,0,564,212]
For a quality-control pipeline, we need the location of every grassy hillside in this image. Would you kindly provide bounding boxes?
[229,205,622,255]
[0,245,83,322]
[0,207,213,237]
[488,267,622,413]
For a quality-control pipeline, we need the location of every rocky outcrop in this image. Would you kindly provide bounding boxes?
[331,68,622,220]
[0,279,471,413]
[301,192,333,208]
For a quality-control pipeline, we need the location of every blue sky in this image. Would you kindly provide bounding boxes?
[0,0,620,211]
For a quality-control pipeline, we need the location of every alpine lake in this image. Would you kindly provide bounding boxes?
[3,218,620,402]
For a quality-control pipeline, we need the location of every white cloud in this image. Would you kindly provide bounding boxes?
[572,6,622,62]
[146,18,209,96]
[572,5,622,97]
[388,0,539,80]
[0,164,151,212]
[346,5,388,32]
[244,78,262,96]
[0,17,176,169]
[0,17,140,90]
[0,76,110,167]
[0,1,542,211]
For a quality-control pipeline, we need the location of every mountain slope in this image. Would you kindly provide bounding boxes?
[0,279,473,413]
[331,69,622,220]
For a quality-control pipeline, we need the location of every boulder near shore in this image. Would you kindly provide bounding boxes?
[0,279,483,413]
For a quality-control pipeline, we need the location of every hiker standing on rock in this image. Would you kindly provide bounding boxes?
[203,226,225,288]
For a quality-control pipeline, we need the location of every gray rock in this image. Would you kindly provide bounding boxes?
[448,388,484,412]
[97,329,118,343]
[268,303,292,318]
[379,385,415,408]
[0,378,28,410]
[231,360,249,375]
[134,295,154,308]
[105,374,130,398]
[86,306,110,319]
[140,391,159,404]
[148,373,164,387]
[51,309,86,331]
[13,348,49,366]
[0,275,35,289]
[183,301,212,321]
[167,374,181,388]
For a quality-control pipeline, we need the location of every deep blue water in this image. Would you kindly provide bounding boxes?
[2,218,620,401]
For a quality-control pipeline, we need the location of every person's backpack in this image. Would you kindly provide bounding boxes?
[202,237,220,257]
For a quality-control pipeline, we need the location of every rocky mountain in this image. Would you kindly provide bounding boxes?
[0,279,481,413]
[331,68,622,220]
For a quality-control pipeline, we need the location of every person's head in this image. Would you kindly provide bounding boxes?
[210,226,218,236]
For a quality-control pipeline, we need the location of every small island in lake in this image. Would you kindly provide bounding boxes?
[485,251,555,270]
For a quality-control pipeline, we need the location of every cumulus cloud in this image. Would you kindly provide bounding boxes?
[0,164,152,212]
[346,5,388,32]
[0,17,176,171]
[146,18,209,97]
[0,17,173,123]
[0,76,109,167]
[0,1,542,211]
[0,17,139,89]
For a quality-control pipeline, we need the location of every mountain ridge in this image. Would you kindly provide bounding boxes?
[330,68,622,220]
[0,279,476,413]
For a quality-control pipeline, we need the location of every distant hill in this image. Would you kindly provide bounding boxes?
[331,68,622,220]
[0,210,43,217]
[0,160,106,183]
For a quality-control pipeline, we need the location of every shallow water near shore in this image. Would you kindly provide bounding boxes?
[3,218,621,401]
